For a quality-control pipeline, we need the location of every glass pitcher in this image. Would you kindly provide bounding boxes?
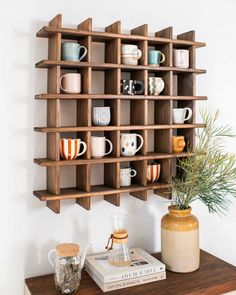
[48,243,90,294]
[106,214,131,266]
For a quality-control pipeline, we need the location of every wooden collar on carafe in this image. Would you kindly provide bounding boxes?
[105,231,128,250]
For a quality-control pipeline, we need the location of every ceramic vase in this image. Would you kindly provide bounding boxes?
[161,206,199,273]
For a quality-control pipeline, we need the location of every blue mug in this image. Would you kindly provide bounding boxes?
[62,42,87,61]
[148,50,165,66]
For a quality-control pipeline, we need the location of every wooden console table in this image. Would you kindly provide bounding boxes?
[25,250,236,295]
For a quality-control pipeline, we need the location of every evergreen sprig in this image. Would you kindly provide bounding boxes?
[172,110,236,214]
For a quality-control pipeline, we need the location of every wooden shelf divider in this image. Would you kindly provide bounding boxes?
[46,14,62,213]
[34,14,206,213]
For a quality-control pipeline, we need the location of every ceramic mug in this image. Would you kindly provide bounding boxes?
[172,136,186,153]
[120,168,137,187]
[148,77,165,95]
[173,108,192,124]
[121,44,142,56]
[60,138,87,160]
[121,44,142,65]
[121,79,144,95]
[60,73,81,93]
[174,49,189,68]
[93,107,111,126]
[62,42,87,61]
[147,163,161,183]
[120,133,144,156]
[91,136,113,158]
[148,50,166,66]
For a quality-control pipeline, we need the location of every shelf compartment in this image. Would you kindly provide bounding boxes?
[36,60,206,74]
[34,182,170,201]
[35,94,208,100]
[130,160,148,201]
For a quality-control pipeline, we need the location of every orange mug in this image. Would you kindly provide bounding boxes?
[147,163,161,183]
[60,138,87,160]
[172,136,186,153]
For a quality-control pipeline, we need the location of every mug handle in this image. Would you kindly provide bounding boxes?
[134,81,144,95]
[78,46,88,61]
[183,108,193,122]
[134,134,144,153]
[48,249,56,268]
[136,49,142,59]
[60,75,68,92]
[160,53,166,64]
[129,169,137,177]
[77,141,87,157]
[104,139,113,156]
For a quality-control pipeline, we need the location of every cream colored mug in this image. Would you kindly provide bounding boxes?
[120,133,144,156]
[173,108,192,124]
[120,168,137,187]
[91,136,113,158]
[174,49,189,68]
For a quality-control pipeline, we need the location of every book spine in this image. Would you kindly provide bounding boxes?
[86,259,164,283]
[86,267,166,292]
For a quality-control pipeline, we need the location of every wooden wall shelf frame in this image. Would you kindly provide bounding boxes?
[34,14,206,213]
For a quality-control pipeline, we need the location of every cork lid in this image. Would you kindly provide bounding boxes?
[56,243,80,257]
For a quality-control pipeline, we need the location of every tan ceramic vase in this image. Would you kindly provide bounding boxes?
[161,206,199,273]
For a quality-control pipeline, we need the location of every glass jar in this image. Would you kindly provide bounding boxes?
[48,243,81,294]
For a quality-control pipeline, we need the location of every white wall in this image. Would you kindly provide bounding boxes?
[1,0,236,294]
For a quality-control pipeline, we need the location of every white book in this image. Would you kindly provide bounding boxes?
[85,247,165,284]
[86,266,166,292]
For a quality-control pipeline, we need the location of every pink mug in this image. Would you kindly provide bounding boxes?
[60,138,87,160]
[60,73,81,93]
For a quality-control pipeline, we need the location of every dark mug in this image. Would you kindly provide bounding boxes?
[121,80,144,95]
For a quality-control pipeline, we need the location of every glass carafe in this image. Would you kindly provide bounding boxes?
[106,214,131,266]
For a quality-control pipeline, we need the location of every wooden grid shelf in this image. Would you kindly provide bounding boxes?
[34,14,206,213]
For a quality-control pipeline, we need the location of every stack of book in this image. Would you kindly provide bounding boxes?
[85,248,166,292]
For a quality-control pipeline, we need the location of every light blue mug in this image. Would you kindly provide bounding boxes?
[62,42,87,61]
[148,50,165,66]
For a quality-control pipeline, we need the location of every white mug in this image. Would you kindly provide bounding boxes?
[60,73,81,93]
[121,44,142,57]
[121,44,142,65]
[120,133,144,156]
[174,49,189,69]
[92,107,111,126]
[148,77,165,95]
[173,108,192,124]
[120,168,137,187]
[91,136,113,158]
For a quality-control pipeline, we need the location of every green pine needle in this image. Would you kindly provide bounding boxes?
[171,110,236,215]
